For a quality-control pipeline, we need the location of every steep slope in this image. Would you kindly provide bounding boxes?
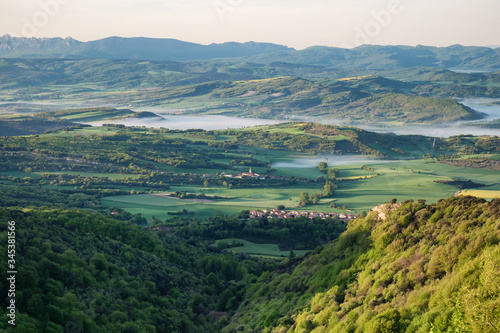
[224,196,500,332]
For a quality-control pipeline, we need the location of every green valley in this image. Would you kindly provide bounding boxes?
[1,37,499,333]
[1,58,497,126]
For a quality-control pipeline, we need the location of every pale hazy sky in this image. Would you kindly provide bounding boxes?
[1,0,499,49]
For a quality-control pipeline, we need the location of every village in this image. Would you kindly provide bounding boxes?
[248,207,360,222]
[213,167,313,183]
[217,168,299,182]
[226,169,359,222]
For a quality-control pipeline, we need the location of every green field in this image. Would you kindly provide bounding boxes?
[101,183,329,221]
[102,193,258,220]
[39,171,141,180]
[46,126,121,136]
[3,121,497,221]
[1,171,140,180]
[460,188,500,199]
[101,157,500,220]
[331,159,500,211]
[214,238,309,259]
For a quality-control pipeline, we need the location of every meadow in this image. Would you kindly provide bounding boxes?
[214,238,309,259]
[1,121,497,221]
[460,187,500,199]
[101,156,499,220]
[101,183,329,220]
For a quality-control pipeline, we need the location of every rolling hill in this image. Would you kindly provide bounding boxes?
[0,108,162,136]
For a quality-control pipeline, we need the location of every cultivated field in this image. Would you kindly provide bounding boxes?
[214,238,309,259]
[101,157,500,220]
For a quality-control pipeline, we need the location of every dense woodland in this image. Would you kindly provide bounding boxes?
[1,193,498,332]
[223,196,500,333]
[173,214,346,251]
[0,207,277,332]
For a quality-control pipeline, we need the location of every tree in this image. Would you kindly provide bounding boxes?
[365,309,402,333]
[90,253,109,272]
[318,162,328,173]
[299,192,311,206]
[238,210,250,219]
[130,214,147,225]
[203,179,209,187]
[327,168,338,180]
[342,204,347,210]
[323,180,336,197]
[313,194,320,204]
[151,216,163,226]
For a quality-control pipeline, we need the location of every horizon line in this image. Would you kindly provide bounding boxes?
[1,34,499,51]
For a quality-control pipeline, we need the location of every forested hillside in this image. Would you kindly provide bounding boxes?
[224,196,500,332]
[0,207,275,332]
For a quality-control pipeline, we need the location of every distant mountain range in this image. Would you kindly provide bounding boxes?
[239,44,500,70]
[0,35,292,61]
[1,35,499,70]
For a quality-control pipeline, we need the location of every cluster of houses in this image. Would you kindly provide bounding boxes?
[249,208,359,222]
[221,168,264,179]
[218,168,291,181]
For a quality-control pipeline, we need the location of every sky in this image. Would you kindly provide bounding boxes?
[1,0,499,49]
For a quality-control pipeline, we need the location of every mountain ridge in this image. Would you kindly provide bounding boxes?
[1,35,499,70]
[0,34,293,61]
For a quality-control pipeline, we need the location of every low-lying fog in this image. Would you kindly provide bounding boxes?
[352,124,499,137]
[322,97,500,137]
[459,98,500,120]
[89,115,283,130]
[271,155,394,168]
[17,96,496,137]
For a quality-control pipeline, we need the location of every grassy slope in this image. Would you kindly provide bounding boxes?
[224,196,500,333]
[214,238,309,259]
